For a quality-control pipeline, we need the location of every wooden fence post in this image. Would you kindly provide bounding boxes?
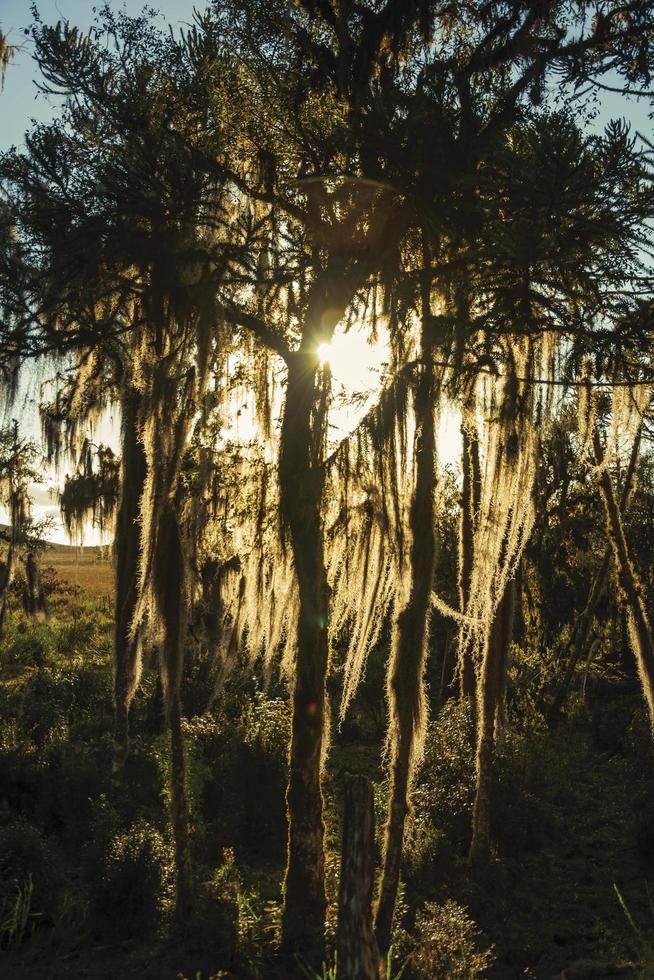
[336,774,380,980]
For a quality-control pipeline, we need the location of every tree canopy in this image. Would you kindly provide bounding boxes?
[1,2,654,975]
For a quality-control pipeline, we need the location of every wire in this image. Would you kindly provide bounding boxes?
[430,357,654,388]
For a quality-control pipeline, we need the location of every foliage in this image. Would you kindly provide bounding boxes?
[183,686,289,863]
[2,0,654,973]
[407,699,477,870]
[0,821,63,943]
[209,846,281,977]
[91,814,174,933]
[410,900,494,979]
[614,884,654,976]
[0,874,34,949]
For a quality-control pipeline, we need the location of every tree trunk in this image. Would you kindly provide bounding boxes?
[580,636,601,701]
[274,250,374,964]
[493,577,515,733]
[548,548,611,725]
[24,552,37,615]
[336,775,380,980]
[154,501,192,917]
[0,426,22,638]
[280,350,329,965]
[548,429,641,726]
[112,385,147,792]
[375,296,437,956]
[23,551,47,618]
[458,425,480,704]
[0,561,11,636]
[469,575,515,867]
[592,425,654,732]
[513,558,525,648]
[0,500,18,636]
[169,695,191,917]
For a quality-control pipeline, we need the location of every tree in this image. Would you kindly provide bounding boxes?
[210,0,654,953]
[586,377,654,731]
[0,28,16,91]
[0,422,51,634]
[1,9,256,915]
[2,0,654,965]
[458,114,654,867]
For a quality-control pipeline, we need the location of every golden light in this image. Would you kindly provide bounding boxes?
[317,325,389,441]
[317,341,332,367]
[317,326,387,392]
[316,324,462,463]
[217,324,462,466]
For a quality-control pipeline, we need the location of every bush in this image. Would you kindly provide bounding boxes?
[207,846,280,975]
[91,816,174,934]
[15,657,112,753]
[54,618,100,658]
[39,740,109,842]
[411,899,494,979]
[188,691,289,865]
[492,734,561,856]
[17,667,72,751]
[406,699,476,873]
[0,820,64,942]
[590,694,636,754]
[2,632,47,668]
[0,729,44,824]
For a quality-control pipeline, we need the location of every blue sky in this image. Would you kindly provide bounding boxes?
[1,1,652,151]
[1,1,203,151]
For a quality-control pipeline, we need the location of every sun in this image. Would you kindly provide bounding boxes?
[314,326,388,441]
[317,322,463,464]
[317,341,332,367]
[317,326,388,390]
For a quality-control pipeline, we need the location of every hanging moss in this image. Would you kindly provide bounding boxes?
[375,309,443,954]
[585,375,654,735]
[58,442,119,544]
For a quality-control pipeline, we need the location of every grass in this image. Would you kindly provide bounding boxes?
[614,884,654,977]
[2,582,654,977]
[43,542,114,598]
[295,947,408,980]
[0,875,35,950]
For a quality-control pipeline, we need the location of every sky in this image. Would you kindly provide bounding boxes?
[1,1,202,152]
[2,1,652,151]
[0,2,651,542]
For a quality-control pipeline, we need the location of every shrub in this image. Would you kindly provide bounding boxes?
[188,692,289,864]
[13,653,112,752]
[17,667,72,750]
[39,740,109,843]
[406,699,476,873]
[208,847,281,977]
[2,632,47,668]
[411,899,494,979]
[0,872,34,949]
[0,742,42,825]
[241,691,289,757]
[91,816,174,934]
[590,694,636,754]
[54,618,99,658]
[492,734,562,856]
[0,820,64,941]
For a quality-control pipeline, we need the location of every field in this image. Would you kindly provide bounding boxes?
[43,542,114,599]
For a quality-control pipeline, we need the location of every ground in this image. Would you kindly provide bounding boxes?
[45,542,114,598]
[1,564,654,979]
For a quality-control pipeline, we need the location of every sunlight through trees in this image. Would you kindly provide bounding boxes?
[1,3,654,977]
